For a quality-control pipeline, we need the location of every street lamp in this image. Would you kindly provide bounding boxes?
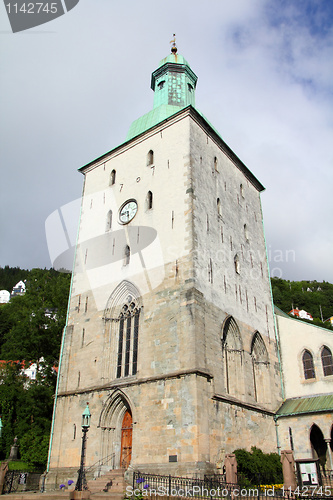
[75,403,91,491]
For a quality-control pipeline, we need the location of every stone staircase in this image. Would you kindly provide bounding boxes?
[88,468,127,499]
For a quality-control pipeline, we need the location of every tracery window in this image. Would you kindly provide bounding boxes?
[116,302,140,378]
[251,332,269,403]
[303,350,315,380]
[222,316,243,397]
[321,346,333,376]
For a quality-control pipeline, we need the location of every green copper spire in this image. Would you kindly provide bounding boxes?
[126,37,198,141]
[151,44,197,109]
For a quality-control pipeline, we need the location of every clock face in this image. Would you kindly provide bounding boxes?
[119,199,138,224]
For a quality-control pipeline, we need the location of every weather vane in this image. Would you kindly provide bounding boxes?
[170,33,177,53]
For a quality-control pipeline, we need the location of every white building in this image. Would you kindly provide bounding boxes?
[0,290,10,304]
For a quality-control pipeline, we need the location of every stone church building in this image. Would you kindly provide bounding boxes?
[45,44,332,488]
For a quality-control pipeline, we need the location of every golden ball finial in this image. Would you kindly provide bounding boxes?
[170,33,177,54]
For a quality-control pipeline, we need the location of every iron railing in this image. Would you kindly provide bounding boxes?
[3,470,41,495]
[133,471,333,500]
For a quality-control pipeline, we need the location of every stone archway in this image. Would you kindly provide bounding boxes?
[310,424,327,473]
[99,390,133,469]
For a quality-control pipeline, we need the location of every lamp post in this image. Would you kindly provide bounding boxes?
[75,403,91,491]
[0,416,3,439]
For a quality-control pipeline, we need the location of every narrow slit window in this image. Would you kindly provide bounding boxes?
[244,224,249,241]
[132,312,140,375]
[106,210,112,231]
[217,198,221,216]
[110,170,116,186]
[117,317,124,378]
[147,191,153,210]
[124,316,131,377]
[147,150,154,166]
[124,245,130,266]
[234,254,240,274]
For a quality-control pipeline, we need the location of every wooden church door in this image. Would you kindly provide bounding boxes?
[120,410,132,468]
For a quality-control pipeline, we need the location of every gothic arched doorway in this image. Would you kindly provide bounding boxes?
[120,410,132,469]
[99,390,134,470]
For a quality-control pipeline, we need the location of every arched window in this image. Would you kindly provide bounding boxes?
[158,80,165,90]
[147,191,153,210]
[222,316,243,398]
[106,210,112,231]
[147,150,154,166]
[214,156,218,172]
[110,169,116,186]
[321,346,333,376]
[124,245,130,266]
[117,302,140,378]
[103,281,142,383]
[303,350,315,379]
[217,198,221,216]
[234,254,240,274]
[251,332,270,403]
[240,183,244,198]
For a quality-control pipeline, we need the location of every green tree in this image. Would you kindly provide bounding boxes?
[0,267,70,468]
[0,268,70,365]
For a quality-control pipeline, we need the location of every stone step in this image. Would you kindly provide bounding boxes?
[88,468,126,495]
[90,493,124,500]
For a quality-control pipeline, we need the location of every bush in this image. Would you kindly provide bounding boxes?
[233,447,283,486]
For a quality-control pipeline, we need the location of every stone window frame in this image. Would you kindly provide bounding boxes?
[302,349,316,380]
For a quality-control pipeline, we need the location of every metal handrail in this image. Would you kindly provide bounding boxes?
[86,452,115,476]
[121,451,132,469]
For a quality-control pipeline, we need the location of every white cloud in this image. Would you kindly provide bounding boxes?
[0,0,332,282]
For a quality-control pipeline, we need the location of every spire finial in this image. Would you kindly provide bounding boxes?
[170,33,177,54]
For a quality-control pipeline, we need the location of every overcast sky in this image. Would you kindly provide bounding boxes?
[0,0,332,283]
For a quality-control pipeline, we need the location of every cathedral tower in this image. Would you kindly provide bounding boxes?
[47,43,282,487]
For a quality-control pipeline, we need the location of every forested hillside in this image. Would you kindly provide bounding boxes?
[271,278,333,330]
[0,267,71,467]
